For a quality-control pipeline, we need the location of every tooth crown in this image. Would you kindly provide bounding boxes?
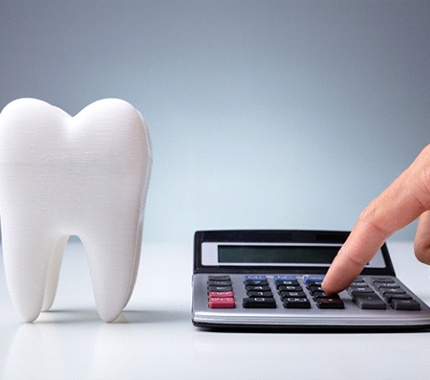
[0,98,152,322]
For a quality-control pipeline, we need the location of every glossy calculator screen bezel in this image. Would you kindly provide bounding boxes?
[194,230,395,276]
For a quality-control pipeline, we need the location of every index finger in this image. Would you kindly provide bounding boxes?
[322,146,430,294]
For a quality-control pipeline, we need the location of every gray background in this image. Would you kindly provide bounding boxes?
[1,0,429,243]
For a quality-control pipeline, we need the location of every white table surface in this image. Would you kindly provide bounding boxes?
[1,240,430,380]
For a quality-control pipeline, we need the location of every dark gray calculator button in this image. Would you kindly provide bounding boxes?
[372,277,395,284]
[208,285,232,291]
[207,280,232,286]
[283,298,311,309]
[348,287,374,296]
[208,275,231,281]
[350,281,367,287]
[381,288,405,296]
[353,294,386,309]
[385,293,413,302]
[351,277,366,284]
[390,299,421,311]
[375,283,400,290]
[316,298,344,309]
[242,297,277,308]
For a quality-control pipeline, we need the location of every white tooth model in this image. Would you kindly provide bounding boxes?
[0,98,152,322]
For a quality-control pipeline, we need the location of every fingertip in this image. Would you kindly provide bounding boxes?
[414,242,430,265]
[322,274,347,295]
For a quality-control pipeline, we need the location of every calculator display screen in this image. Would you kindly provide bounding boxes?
[218,245,339,265]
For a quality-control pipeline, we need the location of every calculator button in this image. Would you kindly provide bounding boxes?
[312,291,339,299]
[315,297,344,309]
[244,279,269,286]
[208,285,233,291]
[380,288,405,296]
[350,281,368,287]
[209,291,234,298]
[244,275,267,281]
[208,275,231,281]
[279,291,306,298]
[207,280,232,286]
[374,283,400,290]
[283,298,311,309]
[247,291,273,298]
[307,285,324,293]
[277,285,303,292]
[303,275,325,286]
[275,280,300,287]
[274,275,297,283]
[390,299,421,311]
[353,294,386,309]
[209,297,235,309]
[348,287,375,296]
[242,297,277,308]
[384,293,412,302]
[245,285,271,292]
[372,277,395,284]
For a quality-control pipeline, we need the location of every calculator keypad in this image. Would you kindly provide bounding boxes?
[206,274,422,311]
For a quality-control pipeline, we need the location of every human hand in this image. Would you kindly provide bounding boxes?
[322,145,430,294]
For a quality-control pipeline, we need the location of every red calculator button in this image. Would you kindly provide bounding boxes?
[208,297,235,309]
[209,291,234,298]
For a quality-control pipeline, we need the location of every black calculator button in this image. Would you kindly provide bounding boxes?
[372,277,395,284]
[242,297,277,308]
[350,277,366,286]
[280,291,306,299]
[245,285,271,292]
[278,285,303,292]
[244,279,269,286]
[307,285,324,293]
[390,299,421,311]
[275,280,300,287]
[247,291,273,298]
[353,294,386,309]
[283,298,311,309]
[312,291,339,299]
[350,281,368,287]
[315,297,344,309]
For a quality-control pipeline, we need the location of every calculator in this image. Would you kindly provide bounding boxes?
[191,230,430,330]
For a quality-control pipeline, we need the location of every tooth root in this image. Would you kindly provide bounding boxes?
[2,224,60,322]
[123,222,143,308]
[81,218,141,322]
[41,236,68,312]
